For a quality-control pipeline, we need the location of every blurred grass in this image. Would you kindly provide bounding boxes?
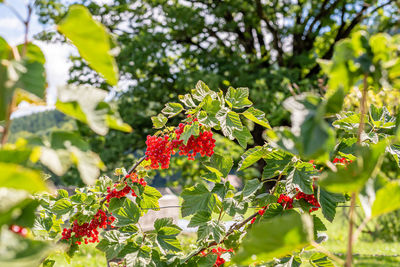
[45,244,107,267]
[306,207,400,266]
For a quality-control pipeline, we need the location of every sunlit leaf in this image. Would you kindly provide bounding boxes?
[58,5,118,85]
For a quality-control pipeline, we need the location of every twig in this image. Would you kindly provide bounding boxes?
[270,171,284,195]
[346,74,368,267]
[311,241,345,266]
[99,156,147,206]
[127,156,146,175]
[353,215,371,243]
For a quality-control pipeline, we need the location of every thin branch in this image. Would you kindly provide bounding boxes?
[345,74,368,267]
[311,241,345,265]
[4,1,25,23]
[23,3,33,56]
[127,155,146,174]
[99,156,146,206]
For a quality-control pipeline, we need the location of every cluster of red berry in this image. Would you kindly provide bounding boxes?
[333,157,352,164]
[105,173,147,202]
[172,121,216,160]
[277,194,294,209]
[201,247,234,267]
[145,135,174,169]
[277,190,321,213]
[9,224,28,237]
[295,191,321,212]
[61,209,115,245]
[145,118,216,169]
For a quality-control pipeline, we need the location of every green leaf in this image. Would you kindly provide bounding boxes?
[286,162,316,194]
[369,104,395,129]
[242,107,271,129]
[225,87,252,109]
[197,254,218,267]
[114,199,140,227]
[332,112,367,132]
[266,127,300,155]
[187,211,211,227]
[57,189,69,198]
[198,220,225,243]
[108,197,125,213]
[0,36,11,60]
[238,146,268,171]
[203,153,233,178]
[181,183,216,217]
[278,256,302,267]
[319,141,386,193]
[216,108,243,139]
[179,121,200,145]
[154,218,182,253]
[0,147,32,165]
[260,203,284,220]
[50,131,90,151]
[124,246,152,266]
[201,172,221,183]
[179,94,196,108]
[242,179,262,200]
[68,146,103,185]
[56,85,131,135]
[42,259,55,267]
[223,196,249,216]
[0,230,52,267]
[139,186,162,211]
[310,253,335,267]
[0,162,47,193]
[96,230,130,259]
[313,215,327,233]
[262,150,293,179]
[191,80,215,101]
[17,43,45,64]
[233,126,253,149]
[151,113,168,129]
[371,181,400,218]
[234,212,310,265]
[309,253,335,267]
[0,189,32,228]
[16,61,46,99]
[325,87,344,115]
[161,103,184,118]
[318,188,346,222]
[52,199,73,216]
[300,114,335,160]
[57,5,118,85]
[388,144,400,167]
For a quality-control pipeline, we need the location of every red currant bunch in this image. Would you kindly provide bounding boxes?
[9,224,28,237]
[201,247,234,267]
[333,157,352,164]
[295,190,321,212]
[61,209,115,245]
[145,135,174,169]
[176,129,216,160]
[106,173,147,202]
[106,182,135,202]
[277,194,294,209]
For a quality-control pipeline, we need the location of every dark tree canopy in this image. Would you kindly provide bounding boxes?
[35,0,399,177]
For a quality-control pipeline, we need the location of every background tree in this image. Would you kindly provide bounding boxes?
[35,0,400,180]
